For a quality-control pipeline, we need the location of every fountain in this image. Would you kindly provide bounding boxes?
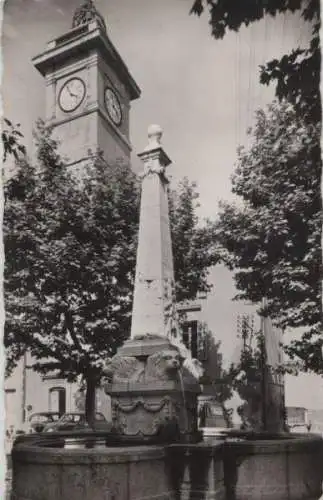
[10,125,323,500]
[8,0,323,496]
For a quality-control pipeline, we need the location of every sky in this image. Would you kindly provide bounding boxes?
[2,0,322,409]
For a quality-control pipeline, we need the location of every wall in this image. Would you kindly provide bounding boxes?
[5,362,24,433]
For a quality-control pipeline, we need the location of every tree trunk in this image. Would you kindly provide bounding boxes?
[85,375,97,428]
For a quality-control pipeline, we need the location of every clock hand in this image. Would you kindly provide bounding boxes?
[65,85,78,99]
[112,101,119,115]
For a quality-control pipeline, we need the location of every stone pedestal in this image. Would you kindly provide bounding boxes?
[104,337,201,442]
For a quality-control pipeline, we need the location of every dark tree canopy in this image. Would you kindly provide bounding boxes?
[190,0,318,38]
[190,0,321,124]
[197,324,235,427]
[190,0,321,373]
[169,178,218,303]
[3,121,217,420]
[215,100,322,372]
[4,122,140,420]
[2,118,26,162]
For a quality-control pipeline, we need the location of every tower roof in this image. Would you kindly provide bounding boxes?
[72,0,107,32]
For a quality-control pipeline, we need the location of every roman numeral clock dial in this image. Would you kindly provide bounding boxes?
[58,77,86,113]
[104,87,122,126]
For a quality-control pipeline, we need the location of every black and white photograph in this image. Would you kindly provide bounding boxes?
[1,0,322,498]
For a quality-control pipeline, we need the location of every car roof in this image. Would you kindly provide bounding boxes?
[30,412,60,417]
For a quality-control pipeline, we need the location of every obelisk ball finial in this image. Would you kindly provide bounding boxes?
[147,124,163,147]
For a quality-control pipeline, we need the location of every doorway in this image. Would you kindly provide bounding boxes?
[49,387,66,416]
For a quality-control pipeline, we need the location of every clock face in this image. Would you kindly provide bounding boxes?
[58,77,86,113]
[104,87,122,126]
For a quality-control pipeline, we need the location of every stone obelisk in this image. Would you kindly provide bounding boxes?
[119,125,178,356]
[105,126,201,442]
[131,125,175,338]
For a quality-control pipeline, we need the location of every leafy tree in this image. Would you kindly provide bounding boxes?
[228,323,287,433]
[214,100,321,372]
[197,324,235,427]
[216,102,322,371]
[231,330,264,430]
[4,121,140,424]
[169,178,218,303]
[2,118,26,162]
[197,319,286,431]
[190,1,321,373]
[4,122,217,423]
[190,0,320,124]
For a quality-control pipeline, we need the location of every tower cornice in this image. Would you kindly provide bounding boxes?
[32,21,141,101]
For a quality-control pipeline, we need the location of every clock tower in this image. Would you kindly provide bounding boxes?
[32,0,141,169]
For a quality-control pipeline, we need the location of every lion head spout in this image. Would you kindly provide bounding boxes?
[145,349,182,382]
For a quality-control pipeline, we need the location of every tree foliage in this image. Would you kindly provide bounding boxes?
[169,178,218,303]
[190,0,318,38]
[190,0,320,124]
[230,330,264,430]
[197,324,235,427]
[215,100,322,372]
[190,0,321,372]
[198,326,263,430]
[197,319,285,431]
[3,122,217,421]
[4,121,140,421]
[2,118,26,162]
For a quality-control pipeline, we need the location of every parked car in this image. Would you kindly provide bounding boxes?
[28,412,61,433]
[43,412,110,433]
[288,422,312,433]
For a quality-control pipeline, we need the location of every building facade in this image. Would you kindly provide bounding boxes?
[5,352,79,432]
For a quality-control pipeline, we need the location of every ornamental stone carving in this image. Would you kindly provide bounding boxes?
[104,343,202,389]
[139,160,166,179]
[103,355,144,384]
[72,0,107,31]
[104,349,182,386]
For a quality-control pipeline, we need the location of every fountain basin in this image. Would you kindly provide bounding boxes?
[11,433,172,500]
[167,442,226,500]
[10,431,323,500]
[222,431,323,500]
